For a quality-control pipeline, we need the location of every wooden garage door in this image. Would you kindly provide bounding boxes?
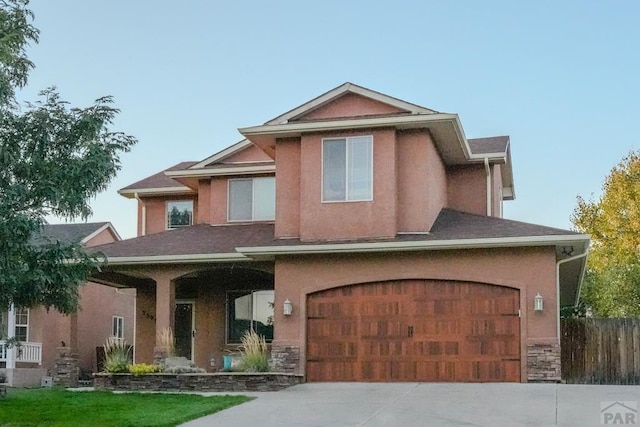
[306,280,520,382]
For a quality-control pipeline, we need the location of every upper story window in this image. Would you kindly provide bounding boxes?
[14,307,28,342]
[322,135,373,202]
[228,177,275,221]
[167,200,193,229]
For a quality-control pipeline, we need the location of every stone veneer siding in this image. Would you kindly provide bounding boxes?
[94,372,303,392]
[53,347,79,388]
[270,345,300,373]
[527,343,561,382]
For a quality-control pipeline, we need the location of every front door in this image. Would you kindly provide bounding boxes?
[174,301,195,361]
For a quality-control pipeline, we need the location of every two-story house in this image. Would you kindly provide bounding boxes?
[90,83,589,383]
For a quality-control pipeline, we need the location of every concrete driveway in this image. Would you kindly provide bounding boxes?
[181,382,640,427]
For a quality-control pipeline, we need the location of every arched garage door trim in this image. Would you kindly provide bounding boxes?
[306,279,521,382]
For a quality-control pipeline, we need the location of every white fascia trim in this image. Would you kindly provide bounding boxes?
[502,187,515,199]
[468,153,508,161]
[105,253,251,266]
[119,187,195,198]
[267,83,436,125]
[237,234,591,257]
[190,139,252,169]
[165,164,276,178]
[240,113,461,137]
[81,222,122,244]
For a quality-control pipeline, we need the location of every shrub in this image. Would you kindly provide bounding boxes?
[238,330,269,372]
[103,337,131,373]
[164,365,206,374]
[156,327,176,357]
[127,363,163,376]
[162,356,206,374]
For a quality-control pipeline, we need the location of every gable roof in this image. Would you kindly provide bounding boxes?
[266,82,439,125]
[35,222,121,245]
[118,161,197,198]
[119,83,514,199]
[183,83,440,172]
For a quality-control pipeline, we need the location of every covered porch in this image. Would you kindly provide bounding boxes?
[92,261,275,370]
[1,305,44,387]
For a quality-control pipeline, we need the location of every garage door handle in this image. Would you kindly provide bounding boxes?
[408,326,414,337]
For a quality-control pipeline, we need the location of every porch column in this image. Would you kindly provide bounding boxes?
[154,274,175,362]
[6,304,15,369]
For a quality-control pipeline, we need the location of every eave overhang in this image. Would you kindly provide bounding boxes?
[165,164,276,179]
[163,164,276,188]
[239,113,470,160]
[236,234,590,260]
[238,114,512,197]
[118,186,196,199]
[103,253,251,266]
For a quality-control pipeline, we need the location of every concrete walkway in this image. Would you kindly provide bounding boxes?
[180,382,640,427]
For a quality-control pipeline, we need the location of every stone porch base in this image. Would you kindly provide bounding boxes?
[94,372,303,392]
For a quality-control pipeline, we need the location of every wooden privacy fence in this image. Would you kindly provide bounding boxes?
[561,317,640,384]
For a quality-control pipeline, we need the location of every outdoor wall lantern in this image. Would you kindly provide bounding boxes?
[283,299,293,316]
[534,293,544,312]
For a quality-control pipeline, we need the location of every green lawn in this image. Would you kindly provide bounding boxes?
[0,388,251,427]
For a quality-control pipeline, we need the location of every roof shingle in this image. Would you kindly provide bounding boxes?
[119,161,197,191]
[468,136,509,155]
[92,209,581,260]
[35,222,110,245]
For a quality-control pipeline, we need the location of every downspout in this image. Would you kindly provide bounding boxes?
[555,245,590,343]
[134,192,146,236]
[484,158,492,216]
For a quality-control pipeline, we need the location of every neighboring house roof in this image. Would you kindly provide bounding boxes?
[118,161,197,198]
[35,222,121,245]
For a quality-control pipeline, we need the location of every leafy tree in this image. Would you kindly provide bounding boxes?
[0,0,136,315]
[572,151,640,316]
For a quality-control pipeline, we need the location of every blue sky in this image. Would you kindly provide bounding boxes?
[25,0,640,239]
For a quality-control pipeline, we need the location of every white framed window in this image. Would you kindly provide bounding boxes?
[14,307,28,342]
[167,200,193,229]
[226,290,274,344]
[112,316,124,339]
[322,135,373,202]
[228,177,275,221]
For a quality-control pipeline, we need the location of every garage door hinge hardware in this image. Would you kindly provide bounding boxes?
[518,309,521,317]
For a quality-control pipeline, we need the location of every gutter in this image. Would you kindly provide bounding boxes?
[555,244,590,343]
[237,234,591,258]
[134,192,146,236]
[484,158,492,216]
[105,252,251,266]
[165,165,276,178]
